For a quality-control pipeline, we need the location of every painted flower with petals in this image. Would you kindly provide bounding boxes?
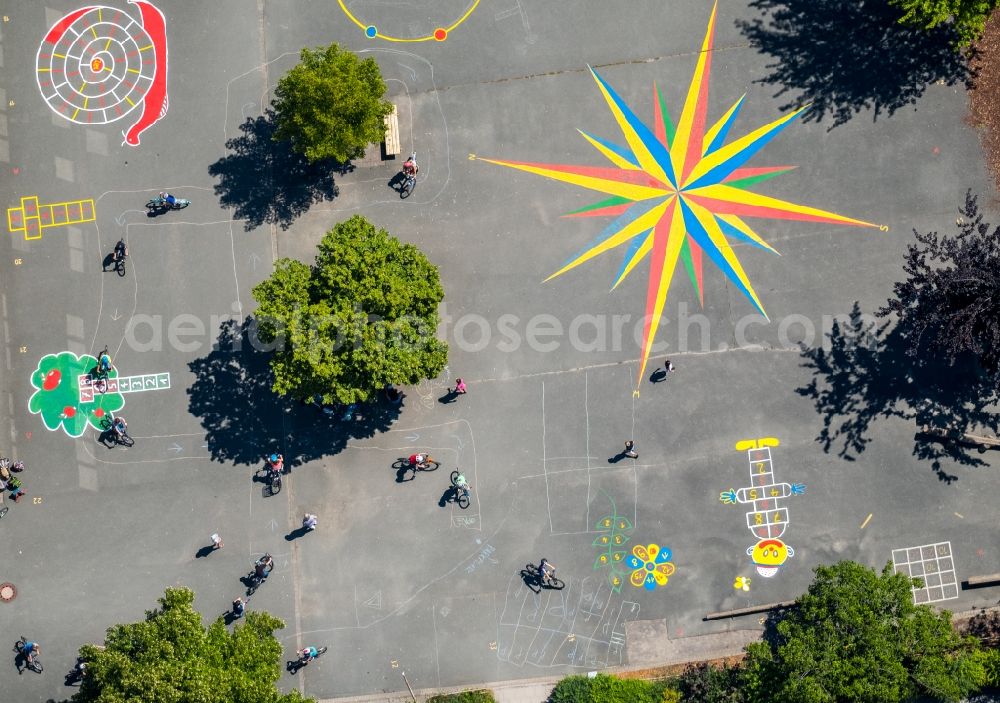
[626,543,675,590]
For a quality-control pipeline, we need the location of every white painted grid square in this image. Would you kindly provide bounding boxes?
[891,541,959,604]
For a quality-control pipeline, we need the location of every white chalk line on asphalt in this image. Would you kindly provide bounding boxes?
[285,485,518,641]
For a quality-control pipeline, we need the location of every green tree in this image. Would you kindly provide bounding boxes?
[742,561,984,703]
[252,215,448,404]
[272,43,392,163]
[889,0,1000,46]
[678,662,744,702]
[72,587,309,703]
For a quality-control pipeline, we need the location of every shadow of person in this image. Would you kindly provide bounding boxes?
[286,659,304,674]
[208,109,340,232]
[388,171,406,193]
[737,0,972,129]
[798,302,999,482]
[285,526,309,542]
[101,252,118,272]
[438,389,459,404]
[194,545,216,559]
[519,567,541,594]
[98,428,117,448]
[649,368,666,384]
[395,465,414,483]
[438,487,459,507]
[608,452,626,464]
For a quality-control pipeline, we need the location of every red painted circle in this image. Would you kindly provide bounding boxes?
[63,406,76,418]
[0,583,16,602]
[43,369,61,390]
[94,408,105,418]
[91,57,104,72]
[433,28,447,41]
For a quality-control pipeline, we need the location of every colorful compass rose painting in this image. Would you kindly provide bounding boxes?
[478,1,882,391]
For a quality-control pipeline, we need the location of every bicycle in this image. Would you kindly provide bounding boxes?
[112,239,127,277]
[298,645,327,666]
[523,563,565,590]
[255,464,282,496]
[450,470,471,509]
[396,455,439,473]
[246,555,273,595]
[101,415,134,447]
[146,194,191,211]
[14,637,43,673]
[400,152,417,199]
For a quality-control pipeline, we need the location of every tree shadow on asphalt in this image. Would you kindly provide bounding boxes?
[207,110,341,231]
[187,319,402,466]
[797,303,999,482]
[737,0,972,128]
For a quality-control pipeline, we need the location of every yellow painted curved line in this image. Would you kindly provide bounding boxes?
[337,0,480,42]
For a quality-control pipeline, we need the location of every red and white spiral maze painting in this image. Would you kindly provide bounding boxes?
[35,1,168,146]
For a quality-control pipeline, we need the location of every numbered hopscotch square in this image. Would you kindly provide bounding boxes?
[892,541,958,604]
[156,373,170,389]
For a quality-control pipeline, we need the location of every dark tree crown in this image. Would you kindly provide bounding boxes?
[878,190,1000,373]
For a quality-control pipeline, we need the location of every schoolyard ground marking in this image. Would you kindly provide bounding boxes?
[8,195,95,240]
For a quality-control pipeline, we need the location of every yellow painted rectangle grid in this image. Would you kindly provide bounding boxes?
[8,195,96,240]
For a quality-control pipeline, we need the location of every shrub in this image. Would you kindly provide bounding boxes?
[427,691,496,703]
[549,673,673,703]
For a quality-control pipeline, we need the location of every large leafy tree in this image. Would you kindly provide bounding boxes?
[678,662,744,703]
[252,215,448,404]
[73,587,309,703]
[877,192,1000,373]
[742,561,984,703]
[889,0,1000,46]
[272,43,392,163]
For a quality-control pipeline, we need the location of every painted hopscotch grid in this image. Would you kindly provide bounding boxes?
[8,196,96,240]
[892,541,958,604]
[742,445,789,540]
[496,573,639,669]
[78,373,171,402]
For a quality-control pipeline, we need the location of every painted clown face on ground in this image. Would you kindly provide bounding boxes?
[747,538,794,577]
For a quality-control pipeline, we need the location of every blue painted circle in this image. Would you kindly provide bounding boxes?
[365,25,378,38]
[645,562,654,571]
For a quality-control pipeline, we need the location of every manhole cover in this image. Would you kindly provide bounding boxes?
[0,583,16,602]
